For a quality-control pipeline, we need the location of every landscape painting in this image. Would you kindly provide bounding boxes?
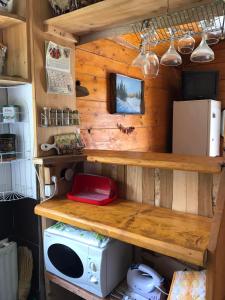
[111,74,144,114]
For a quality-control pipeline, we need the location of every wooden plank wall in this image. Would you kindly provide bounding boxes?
[76,39,181,152]
[84,162,218,217]
[29,0,76,157]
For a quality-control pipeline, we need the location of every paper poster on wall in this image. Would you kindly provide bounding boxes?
[45,41,74,95]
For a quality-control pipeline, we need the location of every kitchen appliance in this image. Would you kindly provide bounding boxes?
[173,100,221,157]
[67,173,118,205]
[127,264,164,300]
[44,223,132,297]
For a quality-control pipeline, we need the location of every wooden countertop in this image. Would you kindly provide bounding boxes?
[33,149,224,173]
[35,198,212,266]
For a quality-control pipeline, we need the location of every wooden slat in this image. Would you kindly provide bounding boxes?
[35,197,212,266]
[44,0,212,38]
[160,169,173,209]
[85,150,224,174]
[198,174,213,217]
[142,168,155,206]
[126,166,143,202]
[172,171,199,214]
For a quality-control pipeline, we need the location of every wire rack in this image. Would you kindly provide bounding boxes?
[0,86,36,202]
[132,1,225,49]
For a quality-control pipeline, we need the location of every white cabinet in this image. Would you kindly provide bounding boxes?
[173,100,221,157]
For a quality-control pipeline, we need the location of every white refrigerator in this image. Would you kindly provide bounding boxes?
[173,100,221,157]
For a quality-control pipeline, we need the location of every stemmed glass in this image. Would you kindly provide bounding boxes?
[190,32,214,63]
[132,29,159,78]
[200,19,221,45]
[178,32,195,54]
[160,39,182,66]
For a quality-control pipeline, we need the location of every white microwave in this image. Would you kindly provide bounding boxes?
[44,223,132,297]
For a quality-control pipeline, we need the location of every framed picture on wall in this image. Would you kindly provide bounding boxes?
[110,73,144,114]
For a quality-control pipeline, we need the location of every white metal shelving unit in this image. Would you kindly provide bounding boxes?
[0,85,36,201]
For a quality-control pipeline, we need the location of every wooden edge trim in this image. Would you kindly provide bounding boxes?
[208,168,225,252]
[43,24,79,44]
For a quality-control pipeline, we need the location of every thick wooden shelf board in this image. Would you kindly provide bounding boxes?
[46,272,106,300]
[33,154,87,165]
[44,0,212,37]
[0,76,29,86]
[85,150,224,174]
[35,198,212,266]
[33,150,224,173]
[0,11,25,29]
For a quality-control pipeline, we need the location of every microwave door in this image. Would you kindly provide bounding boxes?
[47,243,88,283]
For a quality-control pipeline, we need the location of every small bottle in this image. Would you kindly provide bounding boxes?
[41,107,49,127]
[48,108,52,127]
[51,108,57,126]
[63,108,70,126]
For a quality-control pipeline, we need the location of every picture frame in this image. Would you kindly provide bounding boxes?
[110,73,145,114]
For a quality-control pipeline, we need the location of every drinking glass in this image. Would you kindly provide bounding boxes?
[178,32,195,54]
[190,32,214,63]
[160,39,182,66]
[142,51,159,78]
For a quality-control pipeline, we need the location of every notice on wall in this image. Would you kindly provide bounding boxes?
[45,41,74,95]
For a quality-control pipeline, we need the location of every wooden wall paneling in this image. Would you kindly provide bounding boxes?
[159,169,173,209]
[154,168,160,207]
[212,174,220,209]
[142,168,155,206]
[101,163,126,198]
[172,171,199,214]
[29,0,76,157]
[172,170,187,212]
[126,166,143,202]
[186,171,198,214]
[3,23,28,79]
[83,161,102,175]
[198,173,213,217]
[76,39,181,152]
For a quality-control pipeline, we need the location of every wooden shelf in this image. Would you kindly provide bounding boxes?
[33,154,87,165]
[0,11,25,29]
[44,0,213,42]
[0,76,29,87]
[85,150,224,174]
[46,272,107,300]
[35,197,212,266]
[33,150,224,173]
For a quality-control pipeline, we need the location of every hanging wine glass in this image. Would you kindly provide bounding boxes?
[141,29,159,78]
[200,19,220,45]
[142,51,159,78]
[190,32,214,63]
[178,32,195,54]
[160,39,182,66]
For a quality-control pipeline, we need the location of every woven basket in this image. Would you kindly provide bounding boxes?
[49,0,103,16]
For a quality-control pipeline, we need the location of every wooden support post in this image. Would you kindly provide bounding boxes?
[207,168,225,300]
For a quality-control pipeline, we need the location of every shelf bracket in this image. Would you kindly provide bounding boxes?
[44,24,79,44]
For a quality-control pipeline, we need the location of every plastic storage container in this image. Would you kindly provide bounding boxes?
[67,174,118,205]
